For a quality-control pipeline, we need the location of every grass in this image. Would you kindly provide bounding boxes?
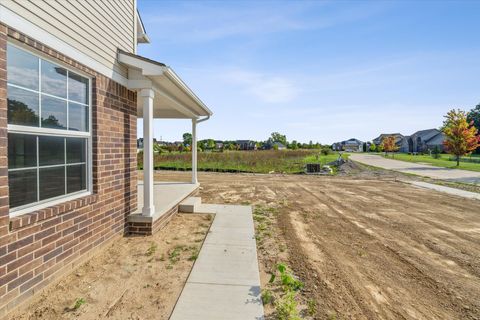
[382,153,480,172]
[138,150,347,174]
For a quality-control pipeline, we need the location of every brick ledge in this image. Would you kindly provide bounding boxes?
[9,194,98,231]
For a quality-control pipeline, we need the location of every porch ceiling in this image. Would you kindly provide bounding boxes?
[118,50,212,119]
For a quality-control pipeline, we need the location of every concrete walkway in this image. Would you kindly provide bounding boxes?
[405,181,480,201]
[170,204,264,320]
[350,154,480,184]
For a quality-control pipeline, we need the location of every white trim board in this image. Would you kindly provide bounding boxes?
[0,4,128,86]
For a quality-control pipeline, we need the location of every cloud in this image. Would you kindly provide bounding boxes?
[140,1,390,43]
[219,69,299,103]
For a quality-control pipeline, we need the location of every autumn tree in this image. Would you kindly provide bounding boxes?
[442,109,480,166]
[467,103,480,153]
[381,136,399,158]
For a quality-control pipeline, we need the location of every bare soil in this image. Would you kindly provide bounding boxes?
[156,168,480,319]
[9,214,213,320]
[10,165,480,319]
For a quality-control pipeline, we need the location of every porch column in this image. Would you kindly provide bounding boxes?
[191,118,198,184]
[141,88,155,216]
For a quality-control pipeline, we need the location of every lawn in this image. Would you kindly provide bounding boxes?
[138,150,346,174]
[383,153,480,172]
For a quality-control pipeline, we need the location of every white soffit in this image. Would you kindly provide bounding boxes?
[118,50,212,119]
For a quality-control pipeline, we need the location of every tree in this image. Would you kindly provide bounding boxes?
[289,140,299,150]
[381,136,399,157]
[369,142,376,152]
[182,132,192,147]
[467,103,480,154]
[442,109,480,166]
[269,132,287,145]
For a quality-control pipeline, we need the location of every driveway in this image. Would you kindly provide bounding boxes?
[350,154,480,184]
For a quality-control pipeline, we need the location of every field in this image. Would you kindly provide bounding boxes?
[383,153,480,172]
[139,150,345,174]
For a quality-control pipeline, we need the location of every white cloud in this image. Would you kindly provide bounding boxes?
[218,69,299,103]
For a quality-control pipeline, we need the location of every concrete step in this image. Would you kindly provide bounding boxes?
[179,197,202,213]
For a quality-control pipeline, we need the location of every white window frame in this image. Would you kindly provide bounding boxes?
[7,42,93,217]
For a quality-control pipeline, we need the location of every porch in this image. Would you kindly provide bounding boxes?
[127,182,199,235]
[117,50,213,235]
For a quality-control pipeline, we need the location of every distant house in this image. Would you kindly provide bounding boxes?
[373,133,409,152]
[273,142,286,150]
[332,138,363,152]
[408,129,444,153]
[215,140,224,149]
[236,140,257,150]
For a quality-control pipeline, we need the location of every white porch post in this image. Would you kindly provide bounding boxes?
[191,118,198,184]
[141,88,155,216]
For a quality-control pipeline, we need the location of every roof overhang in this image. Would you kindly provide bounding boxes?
[118,50,212,119]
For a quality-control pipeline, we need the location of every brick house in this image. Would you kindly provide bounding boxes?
[0,1,211,317]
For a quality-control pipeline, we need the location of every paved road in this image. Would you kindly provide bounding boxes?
[350,154,480,184]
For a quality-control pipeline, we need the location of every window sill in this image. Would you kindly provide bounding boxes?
[9,194,98,231]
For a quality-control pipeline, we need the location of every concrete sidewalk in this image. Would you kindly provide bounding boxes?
[350,154,480,184]
[170,204,264,320]
[406,181,480,201]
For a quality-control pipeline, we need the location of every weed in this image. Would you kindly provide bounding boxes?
[275,291,301,320]
[188,253,198,261]
[146,243,157,256]
[307,299,317,316]
[261,289,274,305]
[169,245,185,264]
[272,263,304,292]
[166,264,173,270]
[328,312,338,320]
[72,298,86,310]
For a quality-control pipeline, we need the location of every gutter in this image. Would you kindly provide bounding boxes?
[197,115,210,123]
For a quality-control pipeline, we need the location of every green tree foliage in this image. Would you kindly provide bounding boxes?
[269,132,287,145]
[182,132,192,147]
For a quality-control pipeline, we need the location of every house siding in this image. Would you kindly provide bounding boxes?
[1,0,136,78]
[0,24,137,318]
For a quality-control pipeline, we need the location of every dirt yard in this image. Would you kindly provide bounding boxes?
[9,213,213,320]
[156,167,480,319]
[9,164,480,320]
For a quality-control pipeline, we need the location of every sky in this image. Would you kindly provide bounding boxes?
[136,0,480,144]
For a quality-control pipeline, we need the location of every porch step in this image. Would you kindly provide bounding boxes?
[179,197,202,213]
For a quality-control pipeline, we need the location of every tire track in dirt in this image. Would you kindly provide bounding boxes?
[294,183,472,319]
[323,180,480,280]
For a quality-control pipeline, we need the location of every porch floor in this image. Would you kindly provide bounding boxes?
[128,182,199,223]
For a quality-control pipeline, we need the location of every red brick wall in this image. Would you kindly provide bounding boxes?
[0,24,137,317]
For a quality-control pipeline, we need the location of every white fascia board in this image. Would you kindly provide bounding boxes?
[0,4,128,86]
[165,68,213,116]
[118,52,166,76]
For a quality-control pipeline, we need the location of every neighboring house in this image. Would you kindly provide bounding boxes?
[236,140,257,150]
[372,133,409,152]
[273,142,286,150]
[407,129,445,153]
[0,1,212,316]
[332,138,363,152]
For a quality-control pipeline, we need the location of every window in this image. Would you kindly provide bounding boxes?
[7,43,91,214]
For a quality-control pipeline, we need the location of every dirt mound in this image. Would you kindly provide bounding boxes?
[336,159,363,175]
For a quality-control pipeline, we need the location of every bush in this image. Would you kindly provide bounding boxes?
[431,146,441,159]
[320,147,332,156]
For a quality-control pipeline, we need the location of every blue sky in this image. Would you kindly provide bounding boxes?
[137,0,480,144]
